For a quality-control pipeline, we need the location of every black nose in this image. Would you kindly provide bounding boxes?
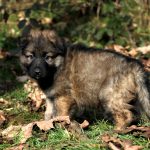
[34,68,41,75]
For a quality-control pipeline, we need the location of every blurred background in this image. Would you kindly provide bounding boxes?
[0,0,150,51]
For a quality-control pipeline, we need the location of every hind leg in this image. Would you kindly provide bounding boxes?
[101,75,136,130]
[112,108,133,130]
[103,93,135,130]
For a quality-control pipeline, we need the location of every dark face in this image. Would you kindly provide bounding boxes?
[20,30,66,82]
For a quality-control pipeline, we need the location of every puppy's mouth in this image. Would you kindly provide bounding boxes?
[34,75,41,80]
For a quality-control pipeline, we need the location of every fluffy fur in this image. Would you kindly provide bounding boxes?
[20,30,150,130]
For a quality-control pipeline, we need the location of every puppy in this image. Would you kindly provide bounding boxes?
[20,30,150,130]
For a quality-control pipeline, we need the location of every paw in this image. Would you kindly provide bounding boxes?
[114,125,126,133]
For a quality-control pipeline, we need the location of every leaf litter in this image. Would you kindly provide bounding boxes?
[115,125,150,139]
[24,79,46,111]
[1,116,89,145]
[101,134,143,150]
[0,110,6,126]
[105,44,150,71]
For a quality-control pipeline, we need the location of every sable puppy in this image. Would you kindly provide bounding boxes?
[20,30,150,130]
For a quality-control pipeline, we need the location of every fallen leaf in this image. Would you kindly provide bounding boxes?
[20,122,36,143]
[128,48,138,57]
[108,142,120,150]
[0,111,6,126]
[1,116,71,144]
[123,140,144,150]
[80,120,89,129]
[1,125,22,139]
[105,44,129,56]
[1,116,90,144]
[106,44,150,58]
[0,98,10,105]
[20,116,71,143]
[136,45,150,54]
[101,134,143,150]
[35,120,54,131]
[115,125,150,138]
[24,79,46,111]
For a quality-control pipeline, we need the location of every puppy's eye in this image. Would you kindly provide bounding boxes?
[25,53,34,60]
[45,55,51,61]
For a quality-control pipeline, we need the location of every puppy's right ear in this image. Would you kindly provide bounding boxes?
[18,35,31,51]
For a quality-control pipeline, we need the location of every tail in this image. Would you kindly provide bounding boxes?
[136,70,150,119]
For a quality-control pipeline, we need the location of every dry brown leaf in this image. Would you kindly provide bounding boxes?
[0,110,6,126]
[129,45,150,57]
[80,120,89,129]
[1,125,22,139]
[20,122,35,143]
[106,44,150,58]
[20,116,71,143]
[1,116,71,144]
[24,79,46,111]
[136,45,150,54]
[102,134,143,150]
[24,79,39,93]
[128,48,138,57]
[108,142,120,150]
[35,120,54,131]
[0,98,10,105]
[123,140,144,150]
[1,116,89,144]
[105,44,129,56]
[51,116,71,124]
[115,125,150,138]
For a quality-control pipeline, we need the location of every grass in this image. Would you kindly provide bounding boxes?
[0,58,150,150]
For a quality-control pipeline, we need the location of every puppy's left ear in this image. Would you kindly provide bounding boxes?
[18,34,31,52]
[18,37,27,50]
[56,37,70,55]
[44,30,70,55]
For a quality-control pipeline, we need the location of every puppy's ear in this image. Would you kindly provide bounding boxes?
[43,30,70,55]
[55,37,70,55]
[18,35,31,51]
